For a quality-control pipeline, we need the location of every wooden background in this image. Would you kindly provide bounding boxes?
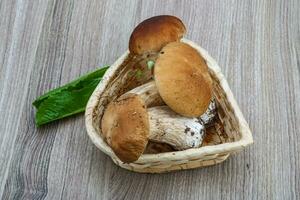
[0,0,299,199]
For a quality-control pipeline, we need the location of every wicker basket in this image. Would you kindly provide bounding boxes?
[85,38,253,173]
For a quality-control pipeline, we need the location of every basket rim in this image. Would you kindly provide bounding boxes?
[85,38,253,164]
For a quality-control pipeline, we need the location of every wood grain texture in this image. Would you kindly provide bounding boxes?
[0,0,299,199]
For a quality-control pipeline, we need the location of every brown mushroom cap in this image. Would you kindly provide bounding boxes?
[129,15,186,55]
[154,42,213,117]
[101,94,149,163]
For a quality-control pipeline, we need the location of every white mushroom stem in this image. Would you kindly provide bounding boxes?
[199,99,217,125]
[125,80,164,107]
[148,106,205,150]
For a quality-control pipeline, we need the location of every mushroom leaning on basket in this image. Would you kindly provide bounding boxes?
[101,15,216,163]
[120,80,217,126]
[154,41,213,117]
[129,15,186,56]
[127,15,187,78]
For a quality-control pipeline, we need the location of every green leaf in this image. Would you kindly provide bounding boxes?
[33,66,109,126]
[147,60,155,70]
[135,69,143,79]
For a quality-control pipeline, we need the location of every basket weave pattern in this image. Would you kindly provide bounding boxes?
[85,38,253,173]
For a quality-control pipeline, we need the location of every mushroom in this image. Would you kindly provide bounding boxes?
[127,16,187,81]
[129,15,186,55]
[101,94,149,163]
[154,42,213,117]
[126,80,216,125]
[101,94,205,163]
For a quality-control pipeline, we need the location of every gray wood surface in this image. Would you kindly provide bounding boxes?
[0,0,299,199]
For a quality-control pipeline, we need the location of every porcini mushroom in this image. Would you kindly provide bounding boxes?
[129,15,186,55]
[126,16,187,80]
[126,80,216,124]
[101,94,149,163]
[101,94,206,163]
[154,42,213,117]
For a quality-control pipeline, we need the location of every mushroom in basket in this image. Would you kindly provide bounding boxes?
[101,93,206,163]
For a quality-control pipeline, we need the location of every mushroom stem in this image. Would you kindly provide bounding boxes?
[199,99,217,126]
[148,106,205,150]
[125,80,164,107]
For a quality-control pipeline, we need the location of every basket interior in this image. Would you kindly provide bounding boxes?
[202,68,242,147]
[91,52,242,156]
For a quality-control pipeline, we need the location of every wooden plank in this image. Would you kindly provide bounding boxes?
[0,0,299,199]
[0,0,51,198]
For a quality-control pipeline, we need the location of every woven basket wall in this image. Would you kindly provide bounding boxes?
[85,38,253,173]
